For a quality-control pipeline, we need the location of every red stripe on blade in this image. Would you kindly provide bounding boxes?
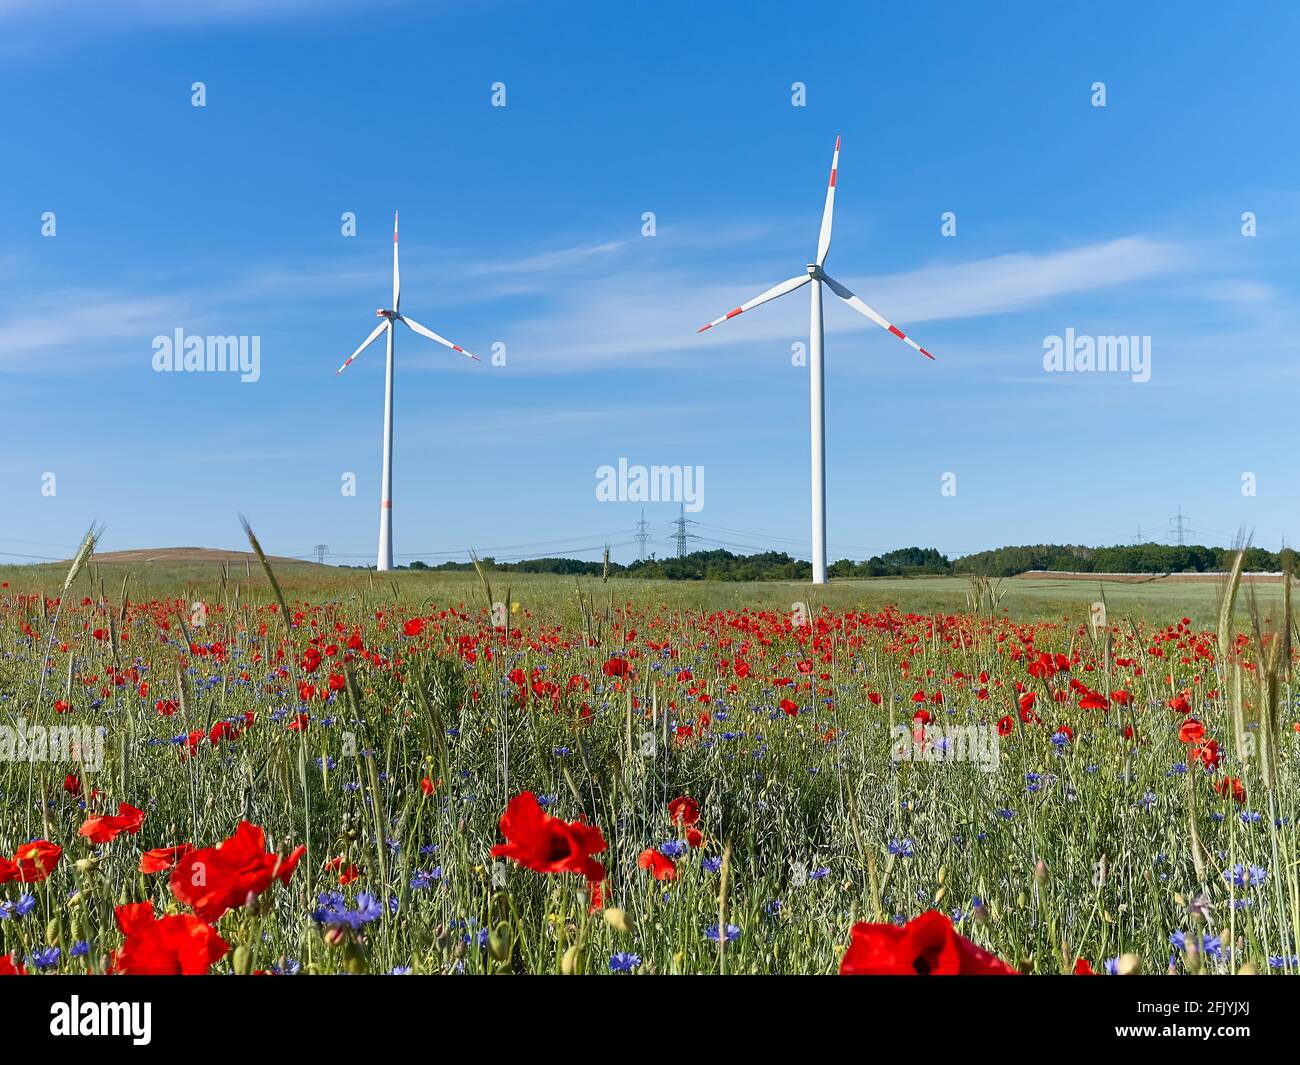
[888,325,906,339]
[829,168,837,188]
[725,307,743,319]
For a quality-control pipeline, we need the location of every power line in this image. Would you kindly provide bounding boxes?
[671,504,700,559]
[1169,507,1190,546]
[634,509,651,560]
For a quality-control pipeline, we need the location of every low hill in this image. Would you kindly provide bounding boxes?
[90,546,314,566]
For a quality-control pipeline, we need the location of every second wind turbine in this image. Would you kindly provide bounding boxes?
[336,212,480,571]
[695,137,938,585]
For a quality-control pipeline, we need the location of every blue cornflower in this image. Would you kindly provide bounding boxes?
[705,922,741,943]
[609,952,641,972]
[701,856,722,873]
[888,839,913,858]
[809,867,830,881]
[1224,863,1267,888]
[659,840,687,859]
[31,946,60,970]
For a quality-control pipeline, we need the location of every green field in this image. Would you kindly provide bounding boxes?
[0,552,1295,976]
[2,560,1287,628]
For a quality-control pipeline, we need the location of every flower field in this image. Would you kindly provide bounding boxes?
[0,544,1296,977]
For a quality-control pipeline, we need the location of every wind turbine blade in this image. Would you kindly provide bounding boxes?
[696,275,810,332]
[815,136,840,266]
[822,273,936,360]
[401,316,479,360]
[392,211,401,313]
[336,320,389,375]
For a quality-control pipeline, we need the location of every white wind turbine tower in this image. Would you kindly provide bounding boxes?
[336,211,479,571]
[696,136,937,585]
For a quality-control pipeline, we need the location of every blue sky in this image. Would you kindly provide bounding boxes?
[2,0,1298,566]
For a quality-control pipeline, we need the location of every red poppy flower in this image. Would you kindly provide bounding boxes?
[12,840,61,883]
[113,901,228,975]
[686,827,704,848]
[602,657,629,678]
[1214,776,1246,805]
[490,792,606,884]
[779,698,799,716]
[1074,958,1096,975]
[403,617,426,637]
[79,801,146,845]
[170,822,306,922]
[637,848,676,881]
[668,796,700,827]
[0,954,25,976]
[996,715,1014,736]
[1179,718,1205,744]
[140,844,193,874]
[1168,694,1192,714]
[839,911,1018,975]
[63,774,81,797]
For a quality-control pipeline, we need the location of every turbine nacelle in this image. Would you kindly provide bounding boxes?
[376,309,399,319]
[805,264,824,279]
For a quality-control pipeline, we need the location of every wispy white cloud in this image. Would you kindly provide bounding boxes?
[497,236,1194,371]
[0,0,384,25]
[0,291,191,367]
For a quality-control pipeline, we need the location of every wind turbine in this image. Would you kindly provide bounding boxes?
[336,211,479,571]
[695,136,937,585]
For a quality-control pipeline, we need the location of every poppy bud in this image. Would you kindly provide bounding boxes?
[233,945,253,975]
[561,945,581,974]
[488,923,511,962]
[1237,962,1257,975]
[46,918,62,947]
[75,857,100,874]
[1034,860,1049,884]
[603,907,635,935]
[1117,952,1141,975]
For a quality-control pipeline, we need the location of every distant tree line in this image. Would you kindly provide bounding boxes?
[352,542,1292,581]
[951,543,1292,578]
